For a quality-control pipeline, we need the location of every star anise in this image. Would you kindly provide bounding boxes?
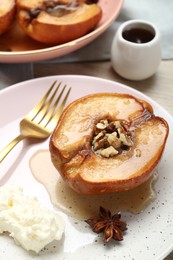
[85,206,127,244]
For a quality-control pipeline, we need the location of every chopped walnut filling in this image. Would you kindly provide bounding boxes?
[92,119,133,158]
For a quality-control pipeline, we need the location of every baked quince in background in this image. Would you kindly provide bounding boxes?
[50,93,169,195]
[16,0,102,44]
[0,0,16,35]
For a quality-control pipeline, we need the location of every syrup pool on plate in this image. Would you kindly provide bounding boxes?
[29,150,158,219]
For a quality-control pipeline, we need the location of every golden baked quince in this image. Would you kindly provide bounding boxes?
[49,93,169,195]
[16,0,102,44]
[0,0,16,35]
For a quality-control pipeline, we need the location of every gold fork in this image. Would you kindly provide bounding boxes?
[0,81,71,163]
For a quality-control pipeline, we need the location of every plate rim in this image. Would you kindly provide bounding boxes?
[1,74,172,121]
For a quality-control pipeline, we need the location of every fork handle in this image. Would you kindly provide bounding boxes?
[0,134,25,163]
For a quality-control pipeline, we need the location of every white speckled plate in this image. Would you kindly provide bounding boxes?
[0,75,173,260]
[0,0,123,63]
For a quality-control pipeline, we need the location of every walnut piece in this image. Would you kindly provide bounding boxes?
[99,146,118,158]
[92,119,133,158]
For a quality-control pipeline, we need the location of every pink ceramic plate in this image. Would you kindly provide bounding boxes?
[0,0,124,63]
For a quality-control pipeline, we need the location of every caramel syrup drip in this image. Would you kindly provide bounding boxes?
[129,109,154,130]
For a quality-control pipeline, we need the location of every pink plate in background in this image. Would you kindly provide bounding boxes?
[0,0,124,63]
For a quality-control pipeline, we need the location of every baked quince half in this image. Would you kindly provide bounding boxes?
[49,93,169,195]
[0,0,16,35]
[16,0,102,44]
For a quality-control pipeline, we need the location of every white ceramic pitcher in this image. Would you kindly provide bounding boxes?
[111,20,161,81]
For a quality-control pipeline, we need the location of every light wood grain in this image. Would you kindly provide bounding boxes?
[33,60,173,116]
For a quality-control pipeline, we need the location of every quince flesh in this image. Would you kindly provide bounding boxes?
[0,0,16,35]
[49,93,169,195]
[16,0,102,44]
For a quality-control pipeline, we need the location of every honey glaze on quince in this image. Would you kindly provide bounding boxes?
[29,0,100,19]
[29,150,158,219]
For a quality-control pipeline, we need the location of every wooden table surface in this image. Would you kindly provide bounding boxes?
[33,59,173,259]
[33,60,173,117]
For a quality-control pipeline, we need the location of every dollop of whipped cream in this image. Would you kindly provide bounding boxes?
[0,185,64,253]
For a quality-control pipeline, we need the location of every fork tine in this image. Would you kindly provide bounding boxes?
[26,80,57,120]
[33,82,62,124]
[46,87,71,131]
[39,84,67,127]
